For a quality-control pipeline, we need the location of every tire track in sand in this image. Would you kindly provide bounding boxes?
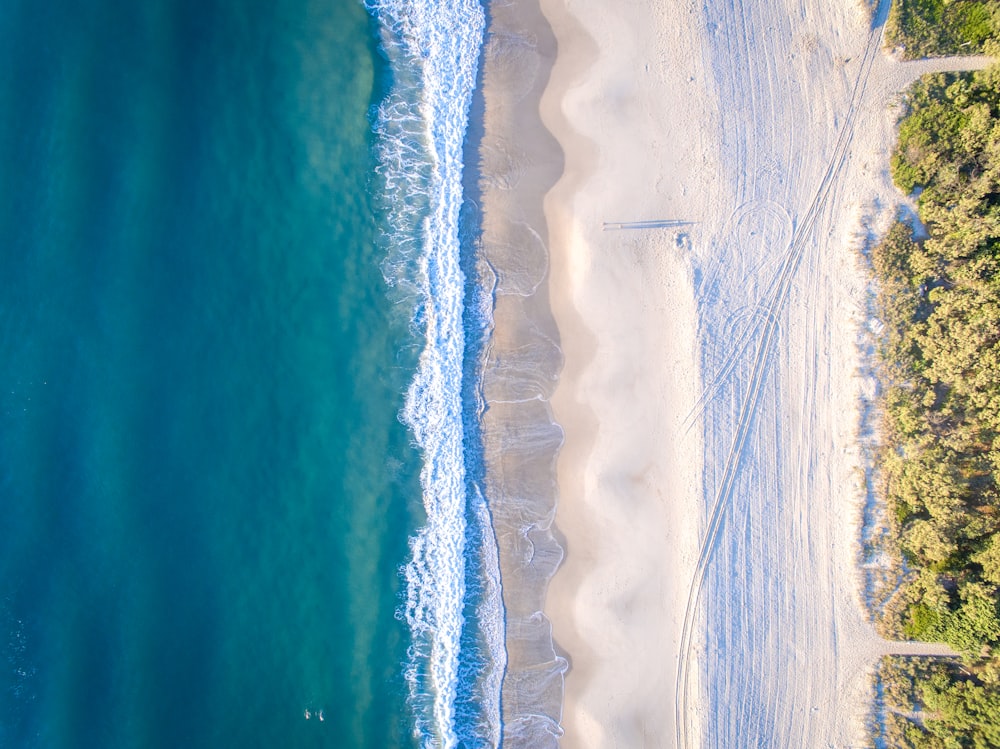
[674,5,887,746]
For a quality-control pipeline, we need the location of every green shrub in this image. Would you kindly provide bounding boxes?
[886,0,1000,58]
[906,601,943,639]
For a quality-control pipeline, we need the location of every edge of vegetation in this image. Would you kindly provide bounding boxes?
[868,65,1000,746]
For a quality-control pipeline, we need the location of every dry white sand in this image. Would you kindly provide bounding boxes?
[531,0,986,747]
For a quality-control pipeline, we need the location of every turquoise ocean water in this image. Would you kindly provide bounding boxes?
[0,0,499,746]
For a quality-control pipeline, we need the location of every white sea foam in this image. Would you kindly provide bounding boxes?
[365,0,498,747]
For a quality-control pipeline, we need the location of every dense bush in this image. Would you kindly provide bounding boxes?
[876,657,1000,747]
[872,66,1000,745]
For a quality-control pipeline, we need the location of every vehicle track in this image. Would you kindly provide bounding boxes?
[673,4,887,746]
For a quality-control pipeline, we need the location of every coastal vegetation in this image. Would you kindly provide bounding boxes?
[875,656,1000,746]
[870,64,1000,745]
[885,0,1000,58]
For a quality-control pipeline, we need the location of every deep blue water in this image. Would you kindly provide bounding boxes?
[0,1,424,747]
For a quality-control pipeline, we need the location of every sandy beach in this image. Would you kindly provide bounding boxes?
[475,0,987,746]
[538,0,710,745]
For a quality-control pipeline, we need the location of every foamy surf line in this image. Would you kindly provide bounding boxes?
[365,1,505,747]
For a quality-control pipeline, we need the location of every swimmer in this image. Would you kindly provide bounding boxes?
[304,709,311,720]
[318,710,325,722]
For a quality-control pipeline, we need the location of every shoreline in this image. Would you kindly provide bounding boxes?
[474,0,711,742]
[472,0,567,744]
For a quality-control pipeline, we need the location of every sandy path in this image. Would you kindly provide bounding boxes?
[534,0,987,746]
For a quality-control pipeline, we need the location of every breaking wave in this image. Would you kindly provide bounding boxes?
[365,0,505,746]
